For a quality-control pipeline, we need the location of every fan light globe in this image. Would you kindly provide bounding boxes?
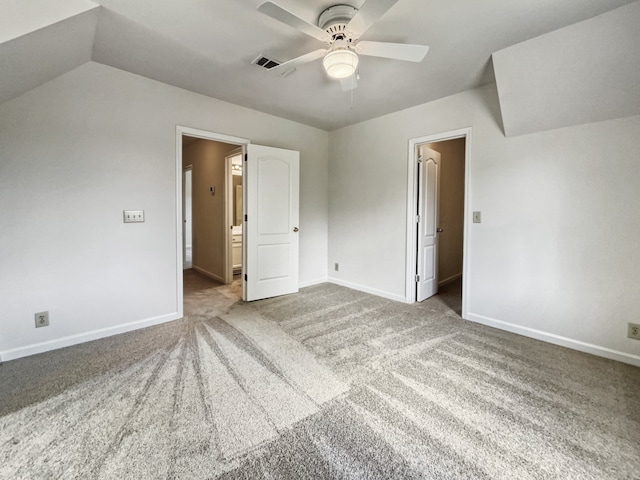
[323,48,358,79]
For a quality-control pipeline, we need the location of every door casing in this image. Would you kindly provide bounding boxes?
[182,165,193,269]
[225,148,243,284]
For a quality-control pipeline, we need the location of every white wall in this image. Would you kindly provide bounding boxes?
[329,83,640,365]
[0,61,329,361]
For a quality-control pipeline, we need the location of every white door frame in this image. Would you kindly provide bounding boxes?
[405,127,472,319]
[175,126,250,314]
[182,165,193,269]
[224,147,243,284]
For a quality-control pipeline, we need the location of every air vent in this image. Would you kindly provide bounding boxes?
[252,54,280,70]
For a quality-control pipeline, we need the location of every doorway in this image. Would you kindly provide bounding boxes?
[175,126,301,312]
[175,127,249,314]
[180,135,244,284]
[405,128,471,318]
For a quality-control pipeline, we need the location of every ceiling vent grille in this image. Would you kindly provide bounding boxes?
[252,54,280,70]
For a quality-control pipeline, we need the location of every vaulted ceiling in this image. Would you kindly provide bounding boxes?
[0,0,637,130]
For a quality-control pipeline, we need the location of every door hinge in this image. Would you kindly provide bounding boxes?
[417,154,423,163]
[416,215,421,223]
[415,274,420,282]
[244,214,247,221]
[244,153,248,162]
[244,274,247,281]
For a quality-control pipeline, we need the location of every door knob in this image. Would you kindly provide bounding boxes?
[293,227,299,232]
[436,228,444,233]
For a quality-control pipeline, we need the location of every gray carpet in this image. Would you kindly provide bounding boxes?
[1,270,639,479]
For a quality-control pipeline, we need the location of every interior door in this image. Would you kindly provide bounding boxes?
[245,144,300,301]
[416,146,441,301]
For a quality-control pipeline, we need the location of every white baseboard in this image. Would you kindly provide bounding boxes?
[439,273,462,287]
[328,277,406,303]
[0,312,181,362]
[466,312,640,368]
[193,265,225,283]
[299,277,328,289]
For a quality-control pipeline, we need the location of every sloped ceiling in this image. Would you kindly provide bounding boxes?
[0,0,96,43]
[0,8,98,105]
[0,0,638,131]
[493,1,640,137]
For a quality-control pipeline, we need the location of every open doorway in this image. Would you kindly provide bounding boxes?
[175,127,249,312]
[181,135,242,283]
[175,126,301,311]
[405,128,471,318]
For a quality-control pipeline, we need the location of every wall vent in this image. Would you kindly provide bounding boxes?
[252,54,280,70]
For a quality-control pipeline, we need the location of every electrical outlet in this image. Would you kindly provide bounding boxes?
[629,323,640,340]
[334,263,339,272]
[35,311,49,328]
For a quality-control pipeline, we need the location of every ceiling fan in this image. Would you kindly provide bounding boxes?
[257,0,429,90]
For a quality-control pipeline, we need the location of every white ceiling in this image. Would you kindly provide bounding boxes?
[1,0,637,130]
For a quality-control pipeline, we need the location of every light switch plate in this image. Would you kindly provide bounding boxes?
[473,211,482,223]
[123,210,145,223]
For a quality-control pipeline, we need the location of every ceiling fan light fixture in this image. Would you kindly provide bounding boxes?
[323,48,359,79]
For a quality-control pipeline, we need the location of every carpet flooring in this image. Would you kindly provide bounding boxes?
[1,270,639,479]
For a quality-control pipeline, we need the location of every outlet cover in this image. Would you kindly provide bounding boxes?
[334,263,339,271]
[629,322,640,340]
[35,311,49,328]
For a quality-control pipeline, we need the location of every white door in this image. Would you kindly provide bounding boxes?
[245,144,299,301]
[416,146,441,301]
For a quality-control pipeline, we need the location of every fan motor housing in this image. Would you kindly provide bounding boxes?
[318,4,358,36]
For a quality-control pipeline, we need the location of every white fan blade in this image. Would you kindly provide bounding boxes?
[269,49,326,75]
[340,74,358,91]
[258,2,329,42]
[347,0,399,37]
[357,41,429,62]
